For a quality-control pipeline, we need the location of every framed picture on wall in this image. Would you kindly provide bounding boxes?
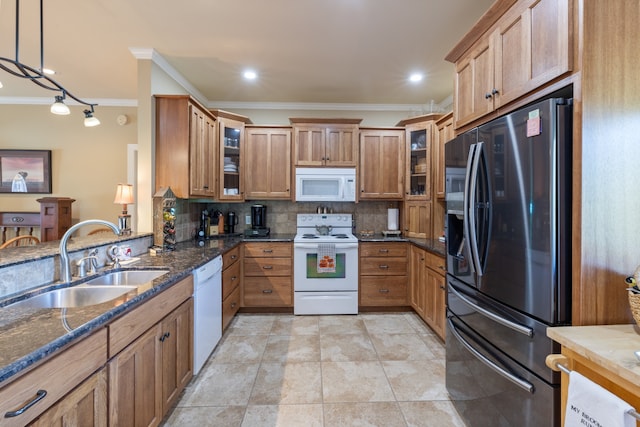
[0,150,52,194]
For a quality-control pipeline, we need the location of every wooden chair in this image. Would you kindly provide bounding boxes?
[0,235,41,249]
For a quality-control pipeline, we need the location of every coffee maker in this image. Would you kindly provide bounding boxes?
[245,204,270,237]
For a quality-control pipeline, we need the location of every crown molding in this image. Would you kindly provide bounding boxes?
[207,101,428,112]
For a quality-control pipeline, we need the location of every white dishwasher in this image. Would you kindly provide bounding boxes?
[193,255,223,375]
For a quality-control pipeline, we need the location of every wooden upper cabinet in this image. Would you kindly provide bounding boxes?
[291,119,361,167]
[211,110,252,202]
[449,0,571,128]
[454,37,495,128]
[245,126,292,200]
[155,95,217,199]
[189,105,217,198]
[435,113,454,200]
[359,128,405,200]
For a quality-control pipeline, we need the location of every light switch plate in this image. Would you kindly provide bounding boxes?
[245,215,251,225]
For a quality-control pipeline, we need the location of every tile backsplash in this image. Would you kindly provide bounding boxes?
[173,200,402,242]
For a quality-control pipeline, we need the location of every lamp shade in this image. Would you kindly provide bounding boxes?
[114,184,135,205]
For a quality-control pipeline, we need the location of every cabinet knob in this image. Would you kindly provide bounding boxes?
[231,255,237,260]
[231,302,236,308]
[492,88,499,95]
[485,93,493,99]
[262,289,273,294]
[231,275,237,281]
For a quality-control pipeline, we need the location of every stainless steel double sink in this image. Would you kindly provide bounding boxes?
[5,270,169,310]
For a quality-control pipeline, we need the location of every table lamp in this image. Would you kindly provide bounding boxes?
[114,183,135,234]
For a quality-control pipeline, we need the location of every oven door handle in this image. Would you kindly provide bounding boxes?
[447,317,534,394]
[449,284,533,337]
[294,243,359,250]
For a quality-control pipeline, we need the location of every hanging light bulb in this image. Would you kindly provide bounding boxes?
[51,95,70,115]
[83,107,100,127]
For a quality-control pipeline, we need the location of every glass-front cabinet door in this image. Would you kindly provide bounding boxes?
[405,123,432,201]
[212,110,250,201]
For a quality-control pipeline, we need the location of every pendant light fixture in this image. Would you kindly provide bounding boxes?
[0,0,99,125]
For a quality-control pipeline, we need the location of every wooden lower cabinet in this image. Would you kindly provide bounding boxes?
[410,245,427,319]
[222,246,241,330]
[409,245,446,340]
[108,278,194,427]
[359,242,408,306]
[31,368,107,427]
[108,324,162,427]
[242,242,292,307]
[0,329,107,427]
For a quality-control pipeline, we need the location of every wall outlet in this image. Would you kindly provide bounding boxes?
[245,215,251,225]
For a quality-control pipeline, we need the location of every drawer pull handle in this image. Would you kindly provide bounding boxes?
[379,289,390,293]
[263,249,273,253]
[263,265,273,270]
[159,332,171,342]
[262,289,273,294]
[438,265,446,271]
[379,249,389,253]
[5,389,47,418]
[379,265,389,269]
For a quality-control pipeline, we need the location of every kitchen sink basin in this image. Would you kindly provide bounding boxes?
[84,269,169,286]
[5,285,138,310]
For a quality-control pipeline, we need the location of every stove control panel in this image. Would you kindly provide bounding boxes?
[297,214,352,226]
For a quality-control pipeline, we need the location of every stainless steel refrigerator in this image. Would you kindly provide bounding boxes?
[444,97,572,426]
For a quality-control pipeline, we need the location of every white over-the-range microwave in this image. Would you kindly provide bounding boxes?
[295,167,356,202]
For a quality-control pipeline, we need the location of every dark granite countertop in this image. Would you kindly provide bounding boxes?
[0,237,242,386]
[0,232,443,386]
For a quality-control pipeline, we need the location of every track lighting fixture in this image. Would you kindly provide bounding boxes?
[51,94,70,115]
[83,106,100,127]
[0,0,99,125]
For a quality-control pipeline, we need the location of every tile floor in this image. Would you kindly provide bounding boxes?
[162,312,466,427]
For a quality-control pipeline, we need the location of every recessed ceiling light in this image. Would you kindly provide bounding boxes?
[409,73,423,83]
[243,70,257,80]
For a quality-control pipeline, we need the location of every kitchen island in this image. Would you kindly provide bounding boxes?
[547,324,640,425]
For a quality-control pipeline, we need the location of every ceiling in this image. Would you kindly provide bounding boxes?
[0,0,495,110]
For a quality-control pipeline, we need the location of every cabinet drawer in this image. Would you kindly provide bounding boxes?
[109,276,194,357]
[425,252,446,275]
[244,257,292,276]
[360,257,408,276]
[360,276,408,306]
[359,242,408,257]
[0,329,107,427]
[223,246,241,267]
[222,286,241,330]
[244,242,292,258]
[222,260,241,300]
[243,276,292,306]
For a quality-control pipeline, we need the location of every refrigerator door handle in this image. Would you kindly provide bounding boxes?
[462,144,477,274]
[467,142,484,276]
[447,318,534,393]
[449,283,534,337]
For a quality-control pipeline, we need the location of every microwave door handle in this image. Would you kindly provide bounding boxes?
[468,142,484,276]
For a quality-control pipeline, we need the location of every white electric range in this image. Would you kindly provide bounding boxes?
[293,214,358,315]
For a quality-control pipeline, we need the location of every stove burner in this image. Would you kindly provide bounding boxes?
[333,234,349,239]
[302,234,319,239]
